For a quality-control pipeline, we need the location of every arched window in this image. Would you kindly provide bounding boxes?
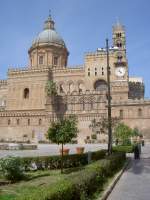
[89,101,93,111]
[81,101,85,111]
[24,88,29,99]
[69,83,74,93]
[39,119,42,125]
[31,58,33,67]
[138,108,142,117]
[59,84,64,93]
[88,68,90,76]
[78,82,84,93]
[39,55,44,65]
[94,80,107,91]
[117,55,123,62]
[53,56,58,65]
[117,43,122,48]
[116,33,122,38]
[32,130,35,139]
[27,119,30,126]
[17,119,20,125]
[120,110,123,119]
[8,119,11,125]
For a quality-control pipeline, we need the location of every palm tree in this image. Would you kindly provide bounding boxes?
[45,80,58,122]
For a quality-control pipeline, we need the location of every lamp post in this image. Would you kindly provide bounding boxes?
[106,39,112,155]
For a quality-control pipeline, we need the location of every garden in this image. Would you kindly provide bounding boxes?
[0,114,141,200]
[0,150,126,200]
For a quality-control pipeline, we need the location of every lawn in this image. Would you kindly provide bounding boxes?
[0,152,126,200]
[0,170,65,200]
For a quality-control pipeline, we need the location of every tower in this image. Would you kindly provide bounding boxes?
[112,21,126,50]
[112,21,129,101]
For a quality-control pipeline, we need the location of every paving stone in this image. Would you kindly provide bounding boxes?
[108,143,150,200]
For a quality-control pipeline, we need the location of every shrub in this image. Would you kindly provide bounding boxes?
[21,150,106,171]
[91,149,106,161]
[0,156,24,182]
[113,145,134,153]
[15,152,126,200]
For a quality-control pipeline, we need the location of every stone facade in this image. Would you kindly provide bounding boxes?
[0,16,150,143]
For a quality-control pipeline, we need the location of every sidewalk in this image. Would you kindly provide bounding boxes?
[107,144,150,200]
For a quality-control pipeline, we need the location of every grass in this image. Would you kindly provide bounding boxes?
[0,154,126,200]
[0,170,65,200]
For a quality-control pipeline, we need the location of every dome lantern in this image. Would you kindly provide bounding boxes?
[44,14,55,30]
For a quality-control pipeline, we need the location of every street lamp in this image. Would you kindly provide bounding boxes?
[106,39,112,155]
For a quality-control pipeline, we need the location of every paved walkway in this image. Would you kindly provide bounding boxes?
[107,143,150,200]
[0,143,107,158]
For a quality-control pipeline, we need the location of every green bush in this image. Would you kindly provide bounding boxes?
[113,145,134,153]
[91,149,106,161]
[0,156,24,182]
[15,152,126,200]
[21,150,106,171]
[91,134,97,140]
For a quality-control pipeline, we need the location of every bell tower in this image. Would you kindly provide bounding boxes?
[112,21,126,50]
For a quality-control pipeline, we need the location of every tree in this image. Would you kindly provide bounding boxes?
[45,80,57,96]
[89,117,120,136]
[47,115,78,173]
[114,123,133,145]
[132,127,141,137]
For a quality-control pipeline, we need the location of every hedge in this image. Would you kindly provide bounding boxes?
[15,152,126,200]
[113,145,134,153]
[21,149,106,171]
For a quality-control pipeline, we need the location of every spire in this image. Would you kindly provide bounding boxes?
[44,10,55,30]
[116,17,121,27]
[113,18,125,32]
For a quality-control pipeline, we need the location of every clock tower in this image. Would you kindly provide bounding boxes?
[112,21,129,100]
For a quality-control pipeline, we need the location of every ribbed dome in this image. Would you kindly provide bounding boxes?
[31,15,66,48]
[32,29,66,47]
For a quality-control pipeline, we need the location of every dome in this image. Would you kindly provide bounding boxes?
[31,15,66,48]
[32,29,66,47]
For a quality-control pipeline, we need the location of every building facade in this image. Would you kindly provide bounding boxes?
[0,15,150,143]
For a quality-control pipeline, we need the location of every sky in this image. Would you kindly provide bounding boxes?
[0,0,150,97]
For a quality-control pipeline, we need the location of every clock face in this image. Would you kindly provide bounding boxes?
[115,67,126,77]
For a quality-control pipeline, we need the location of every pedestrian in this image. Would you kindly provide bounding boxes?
[134,144,140,159]
[142,139,145,146]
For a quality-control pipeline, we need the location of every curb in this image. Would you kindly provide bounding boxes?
[99,158,131,200]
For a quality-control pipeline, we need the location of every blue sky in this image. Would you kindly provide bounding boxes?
[0,0,150,97]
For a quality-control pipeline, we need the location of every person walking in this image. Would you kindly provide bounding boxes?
[134,144,140,159]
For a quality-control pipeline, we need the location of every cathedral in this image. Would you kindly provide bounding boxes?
[0,15,149,143]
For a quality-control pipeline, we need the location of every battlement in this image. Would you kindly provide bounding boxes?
[0,110,45,117]
[53,66,84,74]
[8,66,50,75]
[8,65,84,76]
[85,48,116,58]
[112,98,150,106]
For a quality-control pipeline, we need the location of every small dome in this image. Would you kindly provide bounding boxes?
[31,15,66,48]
